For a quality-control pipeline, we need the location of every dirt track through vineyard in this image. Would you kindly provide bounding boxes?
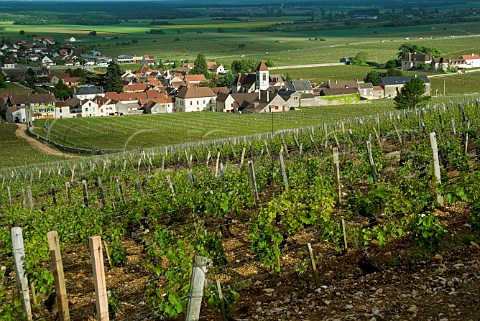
[15,124,77,159]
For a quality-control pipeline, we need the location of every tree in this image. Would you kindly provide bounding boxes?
[231,59,258,73]
[364,70,381,86]
[386,68,403,77]
[394,77,430,109]
[352,52,368,65]
[0,72,6,88]
[51,80,72,100]
[385,59,399,69]
[423,47,442,58]
[192,53,207,75]
[103,61,123,93]
[19,30,25,36]
[265,59,274,67]
[238,43,246,50]
[397,43,421,60]
[219,71,237,87]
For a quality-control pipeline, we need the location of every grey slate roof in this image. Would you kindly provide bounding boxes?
[75,85,104,95]
[381,76,430,86]
[292,79,313,91]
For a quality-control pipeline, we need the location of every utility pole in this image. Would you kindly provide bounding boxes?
[443,78,446,96]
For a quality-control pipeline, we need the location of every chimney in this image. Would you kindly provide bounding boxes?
[267,90,270,102]
[258,90,261,100]
[335,80,338,84]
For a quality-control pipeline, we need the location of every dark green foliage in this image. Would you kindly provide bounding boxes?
[351,52,368,65]
[0,72,6,88]
[385,68,403,77]
[192,53,207,75]
[265,59,274,67]
[397,43,441,60]
[385,59,399,69]
[364,70,381,86]
[103,61,123,93]
[50,80,72,100]
[394,77,430,109]
[231,59,257,73]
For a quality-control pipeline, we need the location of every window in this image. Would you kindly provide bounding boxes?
[85,108,88,112]
[231,103,234,107]
[190,101,192,105]
[262,73,266,81]
[275,106,279,110]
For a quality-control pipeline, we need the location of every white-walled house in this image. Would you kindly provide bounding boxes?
[207,62,226,74]
[81,99,99,117]
[6,107,27,123]
[461,54,480,68]
[216,91,287,113]
[216,92,236,113]
[142,95,174,114]
[2,60,16,69]
[175,86,217,112]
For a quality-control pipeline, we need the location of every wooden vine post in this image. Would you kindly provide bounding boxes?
[216,279,227,321]
[185,256,210,321]
[65,182,71,203]
[82,180,89,207]
[366,140,377,183]
[429,132,444,206]
[7,186,12,207]
[89,236,109,321]
[97,177,106,207]
[26,186,33,211]
[47,231,70,321]
[279,151,289,191]
[332,148,342,204]
[11,227,33,321]
[342,219,348,251]
[247,160,259,204]
[116,178,124,204]
[307,243,320,288]
[215,151,221,178]
[51,184,57,206]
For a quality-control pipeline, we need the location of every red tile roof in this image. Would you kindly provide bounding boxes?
[461,54,480,60]
[185,74,207,82]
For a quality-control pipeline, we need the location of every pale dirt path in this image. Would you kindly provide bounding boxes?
[15,124,78,159]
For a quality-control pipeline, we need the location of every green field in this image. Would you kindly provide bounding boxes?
[0,83,33,95]
[430,72,480,96]
[33,103,396,151]
[3,19,480,66]
[275,65,435,83]
[0,123,63,167]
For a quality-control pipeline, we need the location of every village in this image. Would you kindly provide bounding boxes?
[1,35,479,123]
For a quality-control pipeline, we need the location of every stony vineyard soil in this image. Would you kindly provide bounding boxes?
[28,204,479,321]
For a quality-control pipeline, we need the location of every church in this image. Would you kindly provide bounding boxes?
[231,61,270,93]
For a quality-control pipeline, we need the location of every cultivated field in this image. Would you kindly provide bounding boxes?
[2,20,480,65]
[33,103,396,151]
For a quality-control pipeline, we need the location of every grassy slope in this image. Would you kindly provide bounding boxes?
[0,123,61,167]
